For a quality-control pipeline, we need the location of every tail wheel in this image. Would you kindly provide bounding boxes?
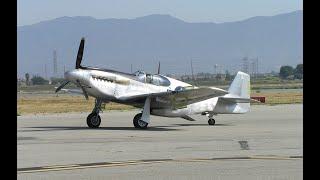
[208,118,215,126]
[133,113,148,129]
[87,113,101,128]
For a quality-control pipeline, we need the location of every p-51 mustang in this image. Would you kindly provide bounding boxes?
[56,38,254,129]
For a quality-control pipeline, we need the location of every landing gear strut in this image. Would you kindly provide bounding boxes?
[87,99,103,128]
[133,113,148,129]
[133,97,150,129]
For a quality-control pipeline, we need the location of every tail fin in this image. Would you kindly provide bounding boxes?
[228,71,250,98]
[214,71,251,114]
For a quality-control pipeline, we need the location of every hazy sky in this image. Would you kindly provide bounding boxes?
[18,0,302,26]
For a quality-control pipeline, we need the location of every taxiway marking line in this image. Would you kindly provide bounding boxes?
[18,160,169,173]
[42,165,80,169]
[18,156,302,174]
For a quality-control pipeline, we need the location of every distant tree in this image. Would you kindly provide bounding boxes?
[270,71,278,76]
[31,75,49,85]
[279,66,294,79]
[25,73,30,86]
[294,64,303,79]
[50,77,65,85]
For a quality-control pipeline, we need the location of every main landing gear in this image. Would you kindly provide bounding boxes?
[203,112,216,126]
[132,97,150,129]
[133,113,148,129]
[86,97,150,129]
[87,99,103,128]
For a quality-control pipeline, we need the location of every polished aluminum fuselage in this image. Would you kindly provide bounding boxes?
[65,69,248,117]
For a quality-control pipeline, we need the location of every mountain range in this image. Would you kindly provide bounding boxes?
[17,10,302,77]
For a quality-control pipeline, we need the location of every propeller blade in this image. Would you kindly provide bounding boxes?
[55,81,70,93]
[157,61,160,74]
[75,38,85,69]
[76,80,89,100]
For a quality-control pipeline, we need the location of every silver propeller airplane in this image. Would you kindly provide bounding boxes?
[56,38,254,129]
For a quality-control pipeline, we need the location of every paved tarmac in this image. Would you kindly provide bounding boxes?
[17,104,303,180]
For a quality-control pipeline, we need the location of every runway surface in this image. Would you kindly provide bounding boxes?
[17,104,303,179]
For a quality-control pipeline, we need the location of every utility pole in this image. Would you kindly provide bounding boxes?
[214,64,218,75]
[190,59,199,86]
[191,60,195,81]
[53,50,57,77]
[256,58,259,77]
[44,64,47,79]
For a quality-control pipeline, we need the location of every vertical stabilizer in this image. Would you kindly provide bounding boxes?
[228,71,250,98]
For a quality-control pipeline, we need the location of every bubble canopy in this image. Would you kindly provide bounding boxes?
[134,71,170,86]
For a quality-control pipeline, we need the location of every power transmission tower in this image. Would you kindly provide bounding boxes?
[214,64,218,75]
[242,57,249,73]
[250,60,255,78]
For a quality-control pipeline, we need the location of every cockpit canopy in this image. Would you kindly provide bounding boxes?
[134,71,171,86]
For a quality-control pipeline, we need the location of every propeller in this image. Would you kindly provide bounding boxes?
[55,81,70,93]
[76,38,85,69]
[55,37,89,100]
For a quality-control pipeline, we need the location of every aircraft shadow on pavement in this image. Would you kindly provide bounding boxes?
[172,123,232,127]
[21,126,181,132]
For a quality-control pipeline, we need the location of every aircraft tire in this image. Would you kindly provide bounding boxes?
[208,118,215,126]
[87,113,101,128]
[133,113,148,129]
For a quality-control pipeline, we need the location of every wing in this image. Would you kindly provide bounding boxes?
[157,87,228,109]
[119,87,228,109]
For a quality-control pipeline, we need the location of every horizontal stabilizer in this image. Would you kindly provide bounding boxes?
[219,97,251,103]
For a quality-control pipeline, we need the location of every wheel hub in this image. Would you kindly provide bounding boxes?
[138,120,147,127]
[208,118,215,125]
[91,115,99,126]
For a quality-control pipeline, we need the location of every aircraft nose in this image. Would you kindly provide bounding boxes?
[64,70,79,81]
[64,71,72,81]
[64,69,88,83]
